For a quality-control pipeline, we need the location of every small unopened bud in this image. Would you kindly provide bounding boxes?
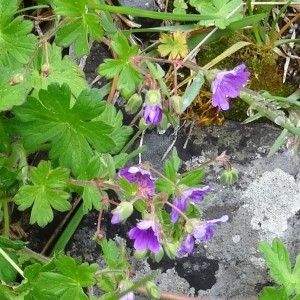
[41,63,51,78]
[151,247,164,262]
[220,167,239,186]
[145,281,160,299]
[126,93,142,114]
[169,95,182,114]
[9,73,24,86]
[145,90,161,105]
[163,242,178,259]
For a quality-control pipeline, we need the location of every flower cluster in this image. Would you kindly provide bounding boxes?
[111,165,228,259]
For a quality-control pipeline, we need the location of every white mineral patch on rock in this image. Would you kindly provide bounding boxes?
[242,168,300,241]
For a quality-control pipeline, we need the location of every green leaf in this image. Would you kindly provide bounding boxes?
[95,104,133,154]
[155,178,175,194]
[181,72,205,113]
[33,255,97,300]
[0,283,19,300]
[82,185,102,213]
[190,0,243,29]
[13,83,116,176]
[259,286,288,300]
[163,148,181,182]
[292,254,300,294]
[258,239,293,295]
[0,68,29,112]
[0,236,26,251]
[179,168,205,186]
[0,166,18,190]
[99,239,119,268]
[98,32,143,99]
[54,0,104,57]
[0,247,18,283]
[14,161,71,227]
[0,0,37,65]
[267,129,288,158]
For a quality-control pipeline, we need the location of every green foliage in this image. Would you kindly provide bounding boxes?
[12,83,117,176]
[98,32,143,98]
[189,0,243,29]
[15,255,97,300]
[0,0,37,65]
[259,239,300,299]
[14,161,71,227]
[54,0,104,58]
[155,148,180,194]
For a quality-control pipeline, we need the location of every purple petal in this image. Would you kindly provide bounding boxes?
[171,198,188,223]
[183,186,211,203]
[143,104,162,125]
[193,215,229,241]
[177,234,195,257]
[111,213,121,224]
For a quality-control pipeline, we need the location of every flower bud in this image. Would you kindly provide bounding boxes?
[163,242,178,259]
[126,93,142,114]
[145,90,161,105]
[145,281,160,299]
[220,167,239,186]
[9,73,24,86]
[111,202,133,224]
[151,247,164,262]
[169,95,183,114]
[41,63,51,77]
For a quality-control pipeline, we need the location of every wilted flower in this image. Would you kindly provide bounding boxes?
[171,186,211,223]
[128,219,161,253]
[176,215,229,257]
[211,64,251,111]
[143,90,162,125]
[119,166,156,198]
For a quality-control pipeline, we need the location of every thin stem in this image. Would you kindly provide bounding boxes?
[2,201,10,238]
[0,247,24,278]
[120,129,143,154]
[164,201,189,222]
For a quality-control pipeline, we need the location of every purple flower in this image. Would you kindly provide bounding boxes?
[176,215,228,257]
[128,219,161,253]
[143,103,162,125]
[193,215,229,241]
[119,166,155,198]
[143,90,163,125]
[171,186,211,223]
[211,64,251,111]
